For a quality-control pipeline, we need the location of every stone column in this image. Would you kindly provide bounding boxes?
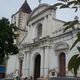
[22,52,27,77]
[40,47,45,77]
[18,52,24,78]
[29,53,33,77]
[25,51,31,77]
[44,46,49,77]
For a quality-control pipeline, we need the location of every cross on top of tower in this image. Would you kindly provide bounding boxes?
[25,0,27,1]
[38,0,42,5]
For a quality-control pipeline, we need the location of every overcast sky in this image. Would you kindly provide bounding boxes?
[0,0,80,21]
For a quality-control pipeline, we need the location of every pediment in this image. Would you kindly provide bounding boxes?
[28,4,49,20]
[54,42,69,51]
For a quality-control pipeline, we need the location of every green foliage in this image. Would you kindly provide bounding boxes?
[68,54,79,71]
[0,17,19,64]
[68,54,80,76]
[54,0,80,11]
[77,46,80,52]
[70,32,80,50]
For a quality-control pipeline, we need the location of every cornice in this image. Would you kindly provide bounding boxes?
[19,36,50,50]
[19,28,80,50]
[31,17,44,25]
[51,28,80,41]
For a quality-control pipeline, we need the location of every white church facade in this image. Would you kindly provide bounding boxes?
[6,0,80,80]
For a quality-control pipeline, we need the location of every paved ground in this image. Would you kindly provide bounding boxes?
[49,77,80,80]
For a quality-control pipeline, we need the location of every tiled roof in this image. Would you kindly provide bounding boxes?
[19,0,32,14]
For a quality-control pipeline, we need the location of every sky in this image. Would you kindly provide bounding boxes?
[0,0,80,21]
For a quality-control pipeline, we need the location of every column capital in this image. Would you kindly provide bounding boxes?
[41,45,52,49]
[25,50,30,53]
[18,53,24,60]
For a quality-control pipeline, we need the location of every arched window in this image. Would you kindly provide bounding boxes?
[37,23,42,38]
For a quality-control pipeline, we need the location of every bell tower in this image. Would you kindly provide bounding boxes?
[11,0,32,45]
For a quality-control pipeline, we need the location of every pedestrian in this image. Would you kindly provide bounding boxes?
[24,77,27,80]
[30,76,32,80]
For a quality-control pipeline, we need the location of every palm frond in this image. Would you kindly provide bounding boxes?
[77,46,80,52]
[70,39,78,50]
[68,1,77,6]
[52,3,63,7]
[68,54,79,70]
[60,4,69,8]
[64,20,79,32]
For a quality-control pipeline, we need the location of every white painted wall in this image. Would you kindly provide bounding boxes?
[6,3,80,79]
[6,55,17,74]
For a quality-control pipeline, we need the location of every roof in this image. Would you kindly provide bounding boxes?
[19,0,32,14]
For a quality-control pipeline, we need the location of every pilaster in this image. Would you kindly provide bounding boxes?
[44,46,50,77]
[40,47,45,77]
[22,51,26,77]
[25,51,31,77]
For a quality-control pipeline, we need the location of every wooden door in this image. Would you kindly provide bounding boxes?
[59,53,66,76]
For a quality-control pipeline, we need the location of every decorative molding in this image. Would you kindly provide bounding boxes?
[54,41,69,56]
[19,29,80,52]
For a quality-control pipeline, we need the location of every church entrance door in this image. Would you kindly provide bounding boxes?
[59,52,66,76]
[34,54,41,80]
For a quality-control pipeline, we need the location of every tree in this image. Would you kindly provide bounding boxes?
[53,0,80,76]
[0,17,19,64]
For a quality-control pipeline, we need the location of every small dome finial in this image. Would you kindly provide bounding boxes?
[74,16,79,20]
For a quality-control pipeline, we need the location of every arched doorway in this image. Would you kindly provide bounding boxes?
[59,52,66,76]
[34,54,41,80]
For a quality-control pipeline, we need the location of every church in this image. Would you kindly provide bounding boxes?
[6,0,80,80]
